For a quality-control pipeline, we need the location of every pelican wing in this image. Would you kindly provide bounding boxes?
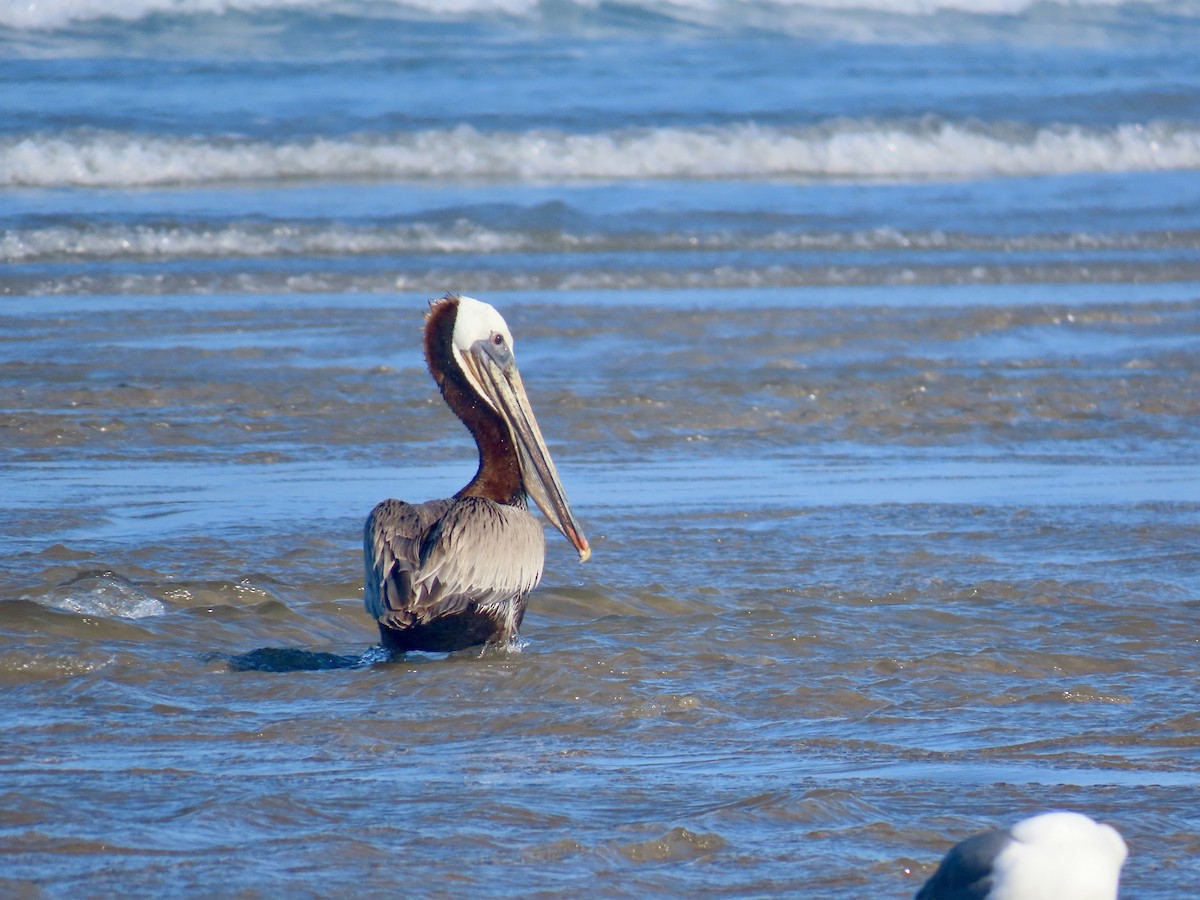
[412,497,546,612]
[364,496,545,630]
[364,497,453,625]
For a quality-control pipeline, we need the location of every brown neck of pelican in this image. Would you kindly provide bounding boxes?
[425,298,525,506]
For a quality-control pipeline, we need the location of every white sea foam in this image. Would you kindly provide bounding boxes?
[4,221,1190,265]
[36,572,168,619]
[1,0,1194,30]
[0,0,532,30]
[0,221,539,262]
[2,121,1197,189]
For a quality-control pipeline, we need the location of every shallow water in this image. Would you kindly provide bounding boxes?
[3,287,1199,896]
[4,1,1200,896]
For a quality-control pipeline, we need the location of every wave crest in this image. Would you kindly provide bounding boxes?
[3,0,1197,31]
[5,221,1195,265]
[3,121,1197,188]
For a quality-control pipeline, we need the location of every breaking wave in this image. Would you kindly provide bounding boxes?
[3,121,1198,188]
[5,221,1196,265]
[3,0,1198,31]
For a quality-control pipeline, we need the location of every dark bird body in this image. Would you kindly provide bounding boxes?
[916,811,1127,900]
[363,294,589,653]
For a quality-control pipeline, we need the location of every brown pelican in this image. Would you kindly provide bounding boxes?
[363,294,590,654]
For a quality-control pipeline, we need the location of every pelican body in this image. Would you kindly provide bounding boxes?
[364,294,590,653]
[916,811,1127,900]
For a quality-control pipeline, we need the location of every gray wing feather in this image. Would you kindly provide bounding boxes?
[364,497,453,625]
[364,496,545,630]
[413,498,545,611]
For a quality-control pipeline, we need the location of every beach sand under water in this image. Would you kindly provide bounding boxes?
[3,287,1199,895]
[3,1,1200,895]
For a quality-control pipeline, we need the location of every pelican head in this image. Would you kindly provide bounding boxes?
[916,811,1127,900]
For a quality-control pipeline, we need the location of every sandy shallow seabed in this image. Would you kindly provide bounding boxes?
[1,288,1198,896]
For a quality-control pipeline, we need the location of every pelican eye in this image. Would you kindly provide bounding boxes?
[491,333,505,346]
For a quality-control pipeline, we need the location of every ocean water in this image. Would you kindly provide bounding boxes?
[2,0,1199,896]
